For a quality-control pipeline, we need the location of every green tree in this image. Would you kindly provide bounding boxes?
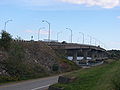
[0,30,12,50]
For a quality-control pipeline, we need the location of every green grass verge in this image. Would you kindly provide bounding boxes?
[53,60,120,90]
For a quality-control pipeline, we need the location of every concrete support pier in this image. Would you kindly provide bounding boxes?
[73,50,77,62]
[83,50,88,60]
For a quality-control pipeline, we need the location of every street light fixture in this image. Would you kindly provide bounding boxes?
[4,19,12,31]
[66,28,72,43]
[38,27,45,41]
[79,32,84,44]
[42,20,50,42]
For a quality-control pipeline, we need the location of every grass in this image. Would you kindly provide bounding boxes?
[53,60,120,90]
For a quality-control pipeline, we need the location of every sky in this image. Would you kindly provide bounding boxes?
[0,0,120,50]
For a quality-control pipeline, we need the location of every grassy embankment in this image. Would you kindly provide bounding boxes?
[53,60,120,90]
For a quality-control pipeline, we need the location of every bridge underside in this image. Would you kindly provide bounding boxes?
[47,42,108,64]
[66,49,107,62]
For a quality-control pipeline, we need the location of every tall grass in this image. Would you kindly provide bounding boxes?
[53,60,120,90]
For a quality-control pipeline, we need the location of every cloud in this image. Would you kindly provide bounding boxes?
[117,16,120,19]
[0,0,57,6]
[58,0,120,8]
[1,0,120,9]
[24,30,49,35]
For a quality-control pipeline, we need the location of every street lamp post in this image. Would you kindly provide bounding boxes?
[88,35,92,45]
[66,28,72,43]
[38,27,45,41]
[94,38,97,46]
[42,20,50,42]
[4,19,12,31]
[57,32,62,42]
[79,32,84,44]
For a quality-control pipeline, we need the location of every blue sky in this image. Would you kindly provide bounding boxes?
[0,0,120,50]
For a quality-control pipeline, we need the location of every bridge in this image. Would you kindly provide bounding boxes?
[13,40,108,65]
[46,42,107,64]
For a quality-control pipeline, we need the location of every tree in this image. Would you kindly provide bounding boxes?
[0,30,12,50]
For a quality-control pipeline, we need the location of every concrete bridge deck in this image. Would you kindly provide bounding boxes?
[46,42,106,51]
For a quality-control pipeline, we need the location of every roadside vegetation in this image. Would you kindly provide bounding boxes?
[107,50,120,60]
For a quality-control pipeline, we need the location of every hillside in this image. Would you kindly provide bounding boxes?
[0,40,78,83]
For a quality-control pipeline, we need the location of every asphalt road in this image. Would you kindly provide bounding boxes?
[0,76,59,90]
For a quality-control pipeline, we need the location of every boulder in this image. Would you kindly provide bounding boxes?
[48,85,64,90]
[58,76,77,84]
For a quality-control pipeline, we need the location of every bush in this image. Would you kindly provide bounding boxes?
[0,76,19,83]
[0,30,12,50]
[1,43,26,78]
[107,50,120,59]
[52,64,59,71]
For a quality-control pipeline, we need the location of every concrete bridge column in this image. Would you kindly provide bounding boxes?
[83,50,88,60]
[98,52,105,60]
[91,51,98,60]
[73,50,77,62]
[100,52,104,60]
[96,52,100,60]
[97,51,105,60]
[102,52,107,60]
[91,53,96,60]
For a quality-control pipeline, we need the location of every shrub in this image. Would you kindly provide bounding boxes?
[0,30,12,50]
[52,64,59,71]
[1,43,26,78]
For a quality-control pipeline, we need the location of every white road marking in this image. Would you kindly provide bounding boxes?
[31,84,50,90]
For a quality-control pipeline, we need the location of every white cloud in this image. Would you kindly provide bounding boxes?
[1,0,120,9]
[117,16,120,19]
[58,0,120,8]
